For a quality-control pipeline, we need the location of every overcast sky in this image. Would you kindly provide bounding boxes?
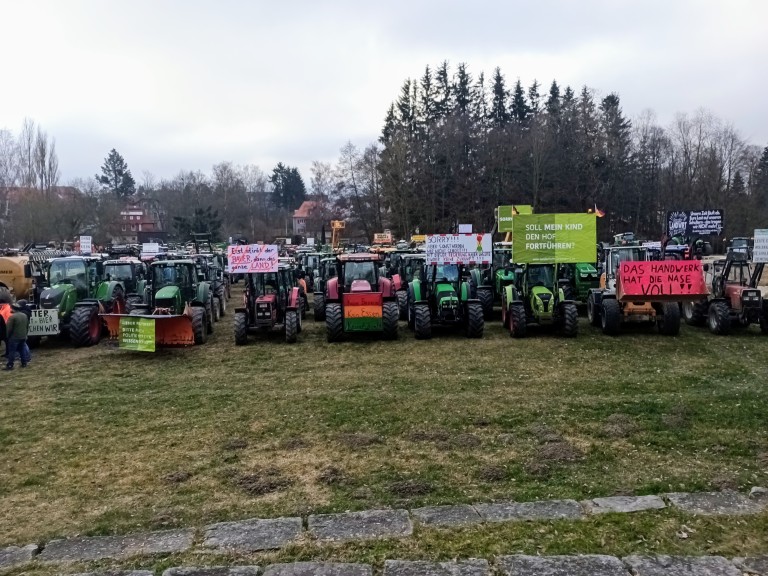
[1,0,766,185]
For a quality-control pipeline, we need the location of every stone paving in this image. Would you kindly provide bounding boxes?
[0,487,765,572]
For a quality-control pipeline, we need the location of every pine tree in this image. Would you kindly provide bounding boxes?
[96,148,136,198]
[489,67,509,127]
[269,163,306,210]
[545,80,561,122]
[528,80,541,116]
[510,79,530,125]
[453,63,472,115]
[380,103,397,144]
[434,61,453,119]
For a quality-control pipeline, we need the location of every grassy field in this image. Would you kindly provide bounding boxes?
[1,289,767,564]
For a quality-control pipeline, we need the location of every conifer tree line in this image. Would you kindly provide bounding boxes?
[377,62,768,240]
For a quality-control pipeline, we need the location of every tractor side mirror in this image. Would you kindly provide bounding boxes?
[703,264,709,272]
[515,268,523,276]
[24,264,32,278]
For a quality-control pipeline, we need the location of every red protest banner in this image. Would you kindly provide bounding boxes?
[617,260,709,302]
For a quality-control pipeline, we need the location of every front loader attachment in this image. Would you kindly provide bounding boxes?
[101,311,196,348]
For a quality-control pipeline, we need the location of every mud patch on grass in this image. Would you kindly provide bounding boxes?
[476,464,509,482]
[280,436,309,450]
[317,466,348,486]
[528,422,563,443]
[710,473,739,491]
[233,467,294,496]
[389,479,434,497]
[602,413,640,438]
[338,432,383,449]
[451,433,482,448]
[408,429,450,443]
[164,471,192,484]
[223,437,248,450]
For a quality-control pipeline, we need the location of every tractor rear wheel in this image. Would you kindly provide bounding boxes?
[407,286,416,330]
[326,303,344,342]
[70,305,101,347]
[601,298,621,336]
[126,295,143,313]
[285,310,298,344]
[478,288,493,320]
[414,303,432,340]
[465,301,484,338]
[682,299,707,326]
[587,293,601,326]
[218,290,226,316]
[192,307,207,344]
[234,311,248,345]
[509,303,527,338]
[561,302,578,337]
[314,293,326,321]
[657,301,681,335]
[397,290,407,320]
[707,301,731,335]
[382,301,399,340]
[213,297,221,323]
[205,299,214,334]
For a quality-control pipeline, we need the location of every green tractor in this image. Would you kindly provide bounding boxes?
[35,256,126,346]
[556,262,600,304]
[389,252,426,320]
[102,259,213,346]
[407,263,484,339]
[103,258,149,311]
[312,256,337,321]
[501,263,578,338]
[492,242,516,299]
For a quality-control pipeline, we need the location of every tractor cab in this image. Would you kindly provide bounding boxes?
[312,257,340,321]
[104,258,146,295]
[492,243,515,295]
[150,260,197,313]
[341,258,380,293]
[601,246,648,291]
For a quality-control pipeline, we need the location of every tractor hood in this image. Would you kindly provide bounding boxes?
[350,279,372,292]
[574,263,598,279]
[436,283,458,306]
[40,284,73,311]
[530,285,555,314]
[256,294,277,304]
[155,285,180,301]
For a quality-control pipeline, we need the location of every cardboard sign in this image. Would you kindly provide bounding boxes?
[227,244,279,273]
[458,224,472,233]
[411,234,426,243]
[142,242,159,256]
[754,229,768,263]
[306,238,315,246]
[511,214,596,264]
[79,235,92,255]
[119,316,156,351]
[667,210,724,236]
[343,293,382,331]
[426,234,492,264]
[617,260,708,302]
[28,309,60,336]
[497,205,533,232]
[373,232,393,244]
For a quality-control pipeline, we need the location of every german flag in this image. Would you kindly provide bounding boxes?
[594,204,606,218]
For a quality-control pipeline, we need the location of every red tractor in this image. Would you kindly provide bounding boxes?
[683,253,767,335]
[233,264,303,344]
[324,253,399,342]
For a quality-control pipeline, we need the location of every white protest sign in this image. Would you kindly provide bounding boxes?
[227,244,279,273]
[458,223,472,233]
[754,229,768,263]
[426,233,492,264]
[79,235,92,255]
[28,309,60,336]
[306,238,315,246]
[142,242,159,256]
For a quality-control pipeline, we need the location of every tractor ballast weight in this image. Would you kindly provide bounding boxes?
[101,259,212,347]
[502,264,578,338]
[233,265,303,344]
[407,263,484,339]
[324,253,399,342]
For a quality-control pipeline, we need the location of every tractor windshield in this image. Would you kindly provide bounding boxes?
[252,272,281,295]
[105,263,133,282]
[48,259,87,286]
[153,264,193,289]
[607,247,645,277]
[727,262,751,284]
[344,261,376,289]
[493,250,513,269]
[404,259,424,282]
[527,265,554,288]
[435,264,459,282]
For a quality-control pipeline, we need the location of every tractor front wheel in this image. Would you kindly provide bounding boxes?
[509,303,527,338]
[414,303,432,340]
[466,301,484,338]
[407,286,416,330]
[218,290,226,316]
[234,311,248,345]
[601,299,621,336]
[192,307,207,344]
[326,303,344,342]
[205,299,214,334]
[707,301,731,335]
[478,288,493,320]
[213,297,221,323]
[658,301,681,336]
[383,301,399,340]
[70,306,101,347]
[682,300,707,326]
[314,293,326,321]
[284,310,298,344]
[126,295,143,313]
[587,293,601,327]
[561,302,578,337]
[397,290,408,320]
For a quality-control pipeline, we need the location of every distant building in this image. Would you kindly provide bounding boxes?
[292,200,320,237]
[116,198,166,244]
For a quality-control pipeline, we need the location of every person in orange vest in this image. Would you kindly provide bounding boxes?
[4,301,31,370]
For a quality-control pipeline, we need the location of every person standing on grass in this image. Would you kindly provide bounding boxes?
[4,301,31,371]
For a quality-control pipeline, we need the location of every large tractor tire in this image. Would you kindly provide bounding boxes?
[234,311,248,345]
[192,307,207,344]
[314,293,326,321]
[407,286,416,330]
[587,293,601,327]
[465,301,484,338]
[70,305,102,347]
[0,287,12,304]
[561,302,579,337]
[509,303,527,338]
[601,298,621,336]
[382,301,399,340]
[300,294,307,320]
[414,303,432,340]
[326,302,344,342]
[397,290,408,321]
[213,297,221,323]
[125,295,144,313]
[218,289,226,316]
[682,299,707,326]
[284,310,298,344]
[205,299,214,334]
[707,301,731,335]
[760,310,768,334]
[657,301,681,336]
[477,288,493,320]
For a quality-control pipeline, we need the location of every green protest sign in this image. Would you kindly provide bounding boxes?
[512,214,596,263]
[497,205,533,232]
[119,316,156,352]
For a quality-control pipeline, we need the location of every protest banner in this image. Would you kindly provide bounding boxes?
[119,316,156,352]
[28,309,60,337]
[617,260,708,302]
[511,214,596,264]
[411,234,426,243]
[754,229,768,263]
[342,293,382,331]
[667,210,724,236]
[497,205,533,232]
[227,244,279,274]
[373,231,393,244]
[142,242,159,257]
[79,236,92,255]
[426,234,492,264]
[458,224,472,233]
